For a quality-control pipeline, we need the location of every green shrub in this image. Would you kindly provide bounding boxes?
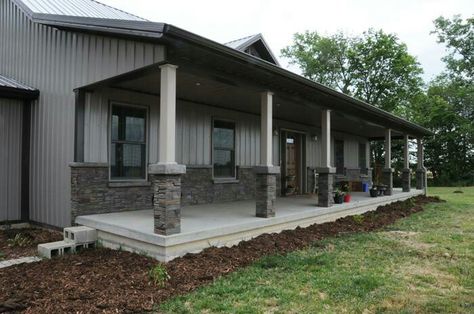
[149,264,170,287]
[7,233,33,247]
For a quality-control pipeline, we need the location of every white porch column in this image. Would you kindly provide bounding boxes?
[149,63,185,236]
[382,128,394,195]
[254,91,279,218]
[416,138,426,192]
[260,91,273,166]
[316,109,335,207]
[158,63,178,165]
[321,109,331,168]
[402,134,411,192]
[385,128,392,169]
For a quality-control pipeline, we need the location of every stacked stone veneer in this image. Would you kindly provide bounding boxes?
[150,173,182,235]
[402,169,411,192]
[70,163,153,223]
[182,166,281,205]
[71,164,283,223]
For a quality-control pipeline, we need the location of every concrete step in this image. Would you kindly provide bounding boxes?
[63,226,97,244]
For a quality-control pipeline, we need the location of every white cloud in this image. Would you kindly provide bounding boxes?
[100,0,473,82]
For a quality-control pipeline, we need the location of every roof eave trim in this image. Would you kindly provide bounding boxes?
[0,86,39,100]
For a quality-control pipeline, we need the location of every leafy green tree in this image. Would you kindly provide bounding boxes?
[409,15,474,185]
[412,78,474,185]
[282,29,424,172]
[432,15,474,83]
[281,29,424,113]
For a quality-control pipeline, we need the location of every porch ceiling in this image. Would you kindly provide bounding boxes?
[81,63,402,139]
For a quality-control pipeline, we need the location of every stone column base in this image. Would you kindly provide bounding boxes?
[254,166,280,218]
[402,168,411,192]
[316,167,336,207]
[149,164,186,235]
[416,168,426,190]
[382,168,394,195]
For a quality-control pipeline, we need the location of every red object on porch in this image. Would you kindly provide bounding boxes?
[344,194,351,203]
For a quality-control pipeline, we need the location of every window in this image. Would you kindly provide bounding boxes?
[213,120,235,178]
[110,104,147,180]
[335,140,344,174]
[359,143,367,169]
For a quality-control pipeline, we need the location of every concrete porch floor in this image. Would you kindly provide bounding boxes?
[76,188,423,261]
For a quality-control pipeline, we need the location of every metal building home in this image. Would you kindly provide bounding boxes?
[0,0,430,261]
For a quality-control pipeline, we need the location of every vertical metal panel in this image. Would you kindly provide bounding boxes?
[0,0,165,227]
[0,98,23,222]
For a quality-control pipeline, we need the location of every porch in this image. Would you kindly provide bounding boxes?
[76,188,423,261]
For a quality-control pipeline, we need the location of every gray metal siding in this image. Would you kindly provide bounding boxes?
[0,98,23,222]
[83,87,368,173]
[0,0,165,227]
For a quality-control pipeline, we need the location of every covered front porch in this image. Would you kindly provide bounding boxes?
[77,188,423,261]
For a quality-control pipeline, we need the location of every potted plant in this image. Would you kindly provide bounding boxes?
[341,183,351,202]
[369,185,378,197]
[333,188,345,204]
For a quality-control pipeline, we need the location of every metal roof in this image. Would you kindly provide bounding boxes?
[18,0,147,21]
[224,34,258,50]
[9,0,431,136]
[0,74,39,99]
[0,75,36,91]
[224,33,280,66]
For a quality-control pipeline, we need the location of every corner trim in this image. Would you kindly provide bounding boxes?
[20,100,31,221]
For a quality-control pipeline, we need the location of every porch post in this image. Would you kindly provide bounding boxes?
[416,138,426,192]
[149,64,186,235]
[254,91,279,218]
[316,109,335,207]
[382,128,394,195]
[402,134,411,192]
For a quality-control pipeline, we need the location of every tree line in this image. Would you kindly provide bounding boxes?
[281,15,474,186]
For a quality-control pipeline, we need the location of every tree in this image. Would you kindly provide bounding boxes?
[411,79,474,184]
[432,15,474,83]
[409,15,474,185]
[282,29,424,172]
[281,29,424,113]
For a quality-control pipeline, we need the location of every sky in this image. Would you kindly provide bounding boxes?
[100,0,473,83]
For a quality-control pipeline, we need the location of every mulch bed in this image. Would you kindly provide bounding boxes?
[0,195,443,313]
[0,228,62,260]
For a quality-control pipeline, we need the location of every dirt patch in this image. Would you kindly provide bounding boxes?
[0,228,62,260]
[0,195,443,313]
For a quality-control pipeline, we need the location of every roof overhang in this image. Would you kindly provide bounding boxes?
[0,75,39,100]
[14,0,431,137]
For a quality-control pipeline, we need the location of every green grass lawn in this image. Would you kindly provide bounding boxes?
[160,187,474,313]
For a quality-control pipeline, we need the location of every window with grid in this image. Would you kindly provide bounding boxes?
[110,105,147,180]
[213,120,236,178]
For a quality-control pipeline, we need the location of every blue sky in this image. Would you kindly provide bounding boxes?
[100,0,473,83]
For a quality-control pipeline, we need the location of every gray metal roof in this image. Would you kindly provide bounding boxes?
[0,74,39,99]
[224,34,258,50]
[18,0,147,21]
[224,33,280,66]
[8,0,431,136]
[0,75,37,91]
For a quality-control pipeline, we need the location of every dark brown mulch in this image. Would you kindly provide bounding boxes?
[0,195,443,313]
[0,228,62,260]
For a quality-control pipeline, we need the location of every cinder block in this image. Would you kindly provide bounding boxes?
[63,226,97,244]
[38,241,75,259]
